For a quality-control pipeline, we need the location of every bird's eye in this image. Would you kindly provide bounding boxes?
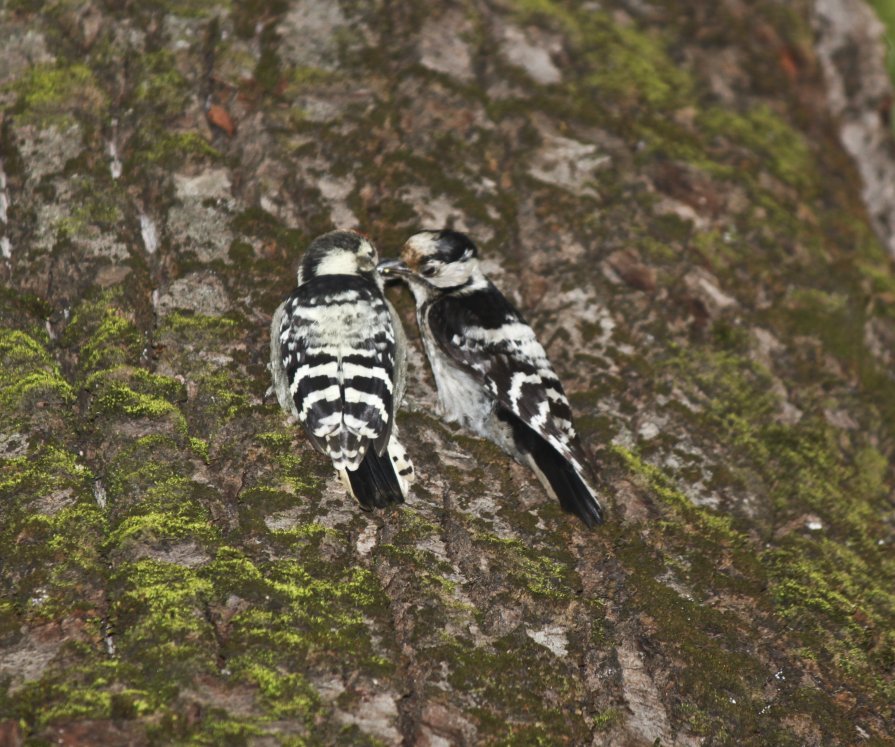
[421,265,438,278]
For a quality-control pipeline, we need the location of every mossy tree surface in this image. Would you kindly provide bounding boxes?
[0,0,893,745]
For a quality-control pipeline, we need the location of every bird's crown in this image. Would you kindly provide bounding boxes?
[298,230,378,283]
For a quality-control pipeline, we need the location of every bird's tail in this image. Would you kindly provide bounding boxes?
[504,413,604,527]
[338,431,414,510]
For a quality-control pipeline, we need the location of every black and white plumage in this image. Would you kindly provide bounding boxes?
[269,230,413,509]
[379,229,603,527]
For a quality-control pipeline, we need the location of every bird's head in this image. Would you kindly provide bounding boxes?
[297,230,379,285]
[378,230,482,296]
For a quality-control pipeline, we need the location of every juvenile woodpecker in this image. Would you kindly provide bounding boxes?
[270,230,413,509]
[379,230,603,527]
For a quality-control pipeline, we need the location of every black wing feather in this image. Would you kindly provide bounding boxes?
[427,284,590,468]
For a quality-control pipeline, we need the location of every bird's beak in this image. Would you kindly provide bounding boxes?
[377,258,412,277]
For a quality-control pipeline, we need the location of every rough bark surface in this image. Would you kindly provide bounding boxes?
[813,0,895,258]
[0,1,894,745]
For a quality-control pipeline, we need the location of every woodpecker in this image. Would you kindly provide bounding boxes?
[269,230,413,509]
[378,229,603,527]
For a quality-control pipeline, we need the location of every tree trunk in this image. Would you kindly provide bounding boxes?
[0,1,893,744]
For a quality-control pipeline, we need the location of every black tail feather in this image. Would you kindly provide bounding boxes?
[502,410,604,527]
[346,448,405,510]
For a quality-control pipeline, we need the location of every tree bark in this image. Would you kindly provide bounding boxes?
[0,1,893,745]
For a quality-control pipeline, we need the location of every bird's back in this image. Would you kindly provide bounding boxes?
[274,274,397,468]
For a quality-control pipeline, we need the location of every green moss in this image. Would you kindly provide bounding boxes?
[189,436,210,462]
[54,197,123,239]
[0,0,890,740]
[581,23,693,110]
[118,26,223,175]
[613,531,770,736]
[2,651,192,734]
[86,366,186,403]
[664,343,888,535]
[237,486,304,533]
[857,255,895,303]
[194,370,252,421]
[784,288,859,362]
[0,444,106,624]
[269,522,333,544]
[852,446,888,498]
[0,444,90,495]
[777,285,895,427]
[251,429,323,498]
[103,435,199,520]
[230,206,306,251]
[473,532,577,600]
[591,708,622,731]
[509,0,577,28]
[159,311,239,337]
[282,66,334,98]
[647,214,692,246]
[105,471,211,532]
[111,559,218,687]
[691,228,741,271]
[612,444,743,540]
[228,239,255,265]
[200,545,267,596]
[11,659,121,724]
[237,662,318,720]
[110,510,218,547]
[0,328,51,364]
[157,0,231,17]
[64,300,143,375]
[154,314,254,433]
[6,535,397,738]
[181,715,268,744]
[6,504,106,611]
[115,560,214,635]
[389,507,442,541]
[254,431,294,451]
[81,312,141,372]
[765,536,895,704]
[379,543,462,598]
[700,105,817,192]
[81,365,188,436]
[12,63,106,126]
[153,316,255,435]
[133,50,190,113]
[491,723,568,746]
[134,131,220,169]
[0,329,74,412]
[658,339,895,710]
[90,380,186,429]
[506,3,694,117]
[213,550,395,681]
[252,18,285,95]
[0,599,18,637]
[868,1,895,91]
[439,629,589,742]
[0,288,53,322]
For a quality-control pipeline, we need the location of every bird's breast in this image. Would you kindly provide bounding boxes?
[419,307,492,434]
